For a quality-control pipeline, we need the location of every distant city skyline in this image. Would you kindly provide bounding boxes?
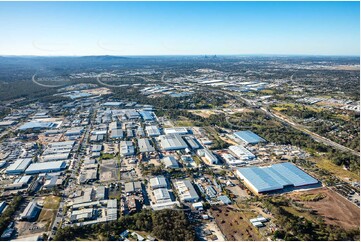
[0,1,359,56]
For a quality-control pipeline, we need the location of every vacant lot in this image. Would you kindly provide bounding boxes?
[210,205,263,241]
[100,159,119,182]
[38,195,61,230]
[290,188,360,230]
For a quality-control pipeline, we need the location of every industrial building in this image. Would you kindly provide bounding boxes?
[125,181,142,194]
[183,136,201,150]
[153,188,172,203]
[139,111,155,121]
[120,141,135,156]
[25,161,67,174]
[20,201,42,221]
[229,145,256,161]
[162,156,180,169]
[5,158,32,174]
[158,134,188,151]
[236,162,319,194]
[145,125,161,137]
[110,129,123,139]
[163,127,189,135]
[197,149,219,164]
[173,180,199,203]
[221,153,246,166]
[137,138,155,153]
[234,130,266,145]
[18,121,59,131]
[150,176,168,189]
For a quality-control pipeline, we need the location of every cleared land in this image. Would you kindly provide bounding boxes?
[210,205,263,241]
[289,188,360,230]
[38,195,61,230]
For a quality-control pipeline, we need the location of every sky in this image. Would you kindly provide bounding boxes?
[0,1,359,56]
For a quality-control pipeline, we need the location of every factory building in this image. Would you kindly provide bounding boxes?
[6,158,32,174]
[110,129,123,139]
[150,176,168,189]
[229,145,256,161]
[153,188,172,203]
[25,161,67,175]
[197,149,219,165]
[163,127,189,135]
[158,134,188,151]
[138,138,155,153]
[20,201,42,221]
[162,156,180,169]
[183,136,201,150]
[233,130,266,145]
[120,141,135,156]
[236,162,319,194]
[173,180,199,203]
[145,125,161,137]
[139,111,155,121]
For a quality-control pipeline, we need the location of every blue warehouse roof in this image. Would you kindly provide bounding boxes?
[234,130,266,144]
[237,162,319,193]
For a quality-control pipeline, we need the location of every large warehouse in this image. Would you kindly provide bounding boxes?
[236,162,319,194]
[25,161,67,175]
[234,130,266,145]
[6,158,32,174]
[158,134,188,151]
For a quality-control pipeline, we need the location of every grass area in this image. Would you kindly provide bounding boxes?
[297,193,326,202]
[37,195,61,230]
[173,119,194,127]
[314,158,360,181]
[281,206,316,223]
[272,103,323,113]
[101,153,115,159]
[260,89,275,94]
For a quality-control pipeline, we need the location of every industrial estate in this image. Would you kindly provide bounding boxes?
[0,54,359,242]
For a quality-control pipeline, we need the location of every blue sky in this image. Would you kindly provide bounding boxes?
[0,1,359,56]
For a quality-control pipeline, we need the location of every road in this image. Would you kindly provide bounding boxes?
[264,108,360,157]
[219,88,359,157]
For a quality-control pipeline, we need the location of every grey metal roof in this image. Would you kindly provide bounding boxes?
[234,130,266,144]
[237,162,318,193]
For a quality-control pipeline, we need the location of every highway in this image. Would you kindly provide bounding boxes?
[220,89,360,157]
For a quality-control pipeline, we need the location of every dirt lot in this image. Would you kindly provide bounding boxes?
[100,159,119,182]
[290,188,360,230]
[210,205,263,241]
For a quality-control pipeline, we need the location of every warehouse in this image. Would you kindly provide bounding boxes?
[6,158,32,174]
[139,111,155,121]
[25,161,67,174]
[125,181,142,194]
[162,156,179,169]
[221,153,246,166]
[158,134,188,151]
[197,149,219,165]
[21,201,42,221]
[150,176,168,189]
[183,136,201,150]
[65,127,83,136]
[138,138,155,153]
[163,127,189,135]
[229,145,256,161]
[234,130,266,145]
[110,129,123,139]
[153,188,172,203]
[120,141,135,156]
[42,153,69,162]
[18,121,59,131]
[236,162,319,194]
[173,179,199,203]
[145,125,161,137]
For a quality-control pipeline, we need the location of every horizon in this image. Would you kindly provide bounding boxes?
[0,1,359,56]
